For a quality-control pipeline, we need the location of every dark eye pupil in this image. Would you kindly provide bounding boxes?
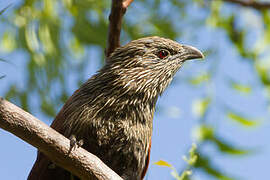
[158,50,168,59]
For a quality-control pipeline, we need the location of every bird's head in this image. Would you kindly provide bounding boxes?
[103,36,204,99]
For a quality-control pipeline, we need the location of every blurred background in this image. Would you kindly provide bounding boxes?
[1,0,270,179]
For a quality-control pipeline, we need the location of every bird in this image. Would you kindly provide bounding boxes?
[27,36,204,180]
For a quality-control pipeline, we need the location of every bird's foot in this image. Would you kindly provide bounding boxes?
[68,135,84,154]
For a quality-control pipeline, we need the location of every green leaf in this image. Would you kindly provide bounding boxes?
[227,112,259,127]
[173,170,192,180]
[1,31,16,52]
[212,136,250,155]
[206,0,223,27]
[193,125,214,141]
[195,152,236,180]
[229,79,251,94]
[232,83,251,94]
[0,4,11,15]
[189,73,210,85]
[195,125,251,155]
[192,98,211,118]
[183,143,198,165]
[156,144,198,180]
[154,160,172,167]
[154,160,184,180]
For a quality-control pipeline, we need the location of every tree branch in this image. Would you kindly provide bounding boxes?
[105,0,134,59]
[222,0,270,10]
[0,97,123,180]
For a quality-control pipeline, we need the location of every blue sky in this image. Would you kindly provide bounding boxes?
[1,1,270,180]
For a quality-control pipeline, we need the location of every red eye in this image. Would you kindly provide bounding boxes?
[158,50,169,59]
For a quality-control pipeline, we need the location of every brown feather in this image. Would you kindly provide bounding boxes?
[28,36,203,180]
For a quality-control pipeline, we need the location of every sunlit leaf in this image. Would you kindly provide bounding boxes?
[62,0,73,8]
[227,112,259,127]
[154,160,185,180]
[229,79,251,94]
[39,23,55,55]
[33,53,46,67]
[156,144,198,180]
[172,170,192,180]
[256,61,270,86]
[154,160,172,167]
[195,152,236,180]
[206,0,222,27]
[231,83,251,94]
[25,23,40,53]
[1,31,16,52]
[212,136,250,155]
[189,73,210,85]
[195,126,251,155]
[193,125,214,141]
[183,143,198,165]
[171,171,182,180]
[192,98,211,118]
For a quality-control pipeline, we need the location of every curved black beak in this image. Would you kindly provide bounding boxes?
[181,45,204,61]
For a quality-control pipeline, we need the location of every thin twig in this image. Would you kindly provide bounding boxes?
[222,0,270,10]
[105,0,134,59]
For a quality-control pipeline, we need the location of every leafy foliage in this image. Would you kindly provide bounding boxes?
[155,144,197,180]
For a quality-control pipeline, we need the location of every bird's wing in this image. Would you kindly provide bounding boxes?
[141,138,151,180]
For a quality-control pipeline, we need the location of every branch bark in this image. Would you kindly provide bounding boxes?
[0,97,123,180]
[105,0,134,59]
[222,0,270,10]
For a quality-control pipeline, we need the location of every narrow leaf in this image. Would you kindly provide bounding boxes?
[227,112,259,127]
[232,83,251,94]
[192,98,211,118]
[189,73,210,85]
[229,79,252,94]
[195,152,236,180]
[154,160,172,167]
[212,136,250,155]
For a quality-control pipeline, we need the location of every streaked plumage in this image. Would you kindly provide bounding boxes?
[28,36,203,180]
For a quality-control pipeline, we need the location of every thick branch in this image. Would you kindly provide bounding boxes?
[0,97,122,180]
[222,0,270,10]
[105,0,134,59]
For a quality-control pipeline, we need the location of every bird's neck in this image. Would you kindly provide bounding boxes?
[78,70,159,123]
